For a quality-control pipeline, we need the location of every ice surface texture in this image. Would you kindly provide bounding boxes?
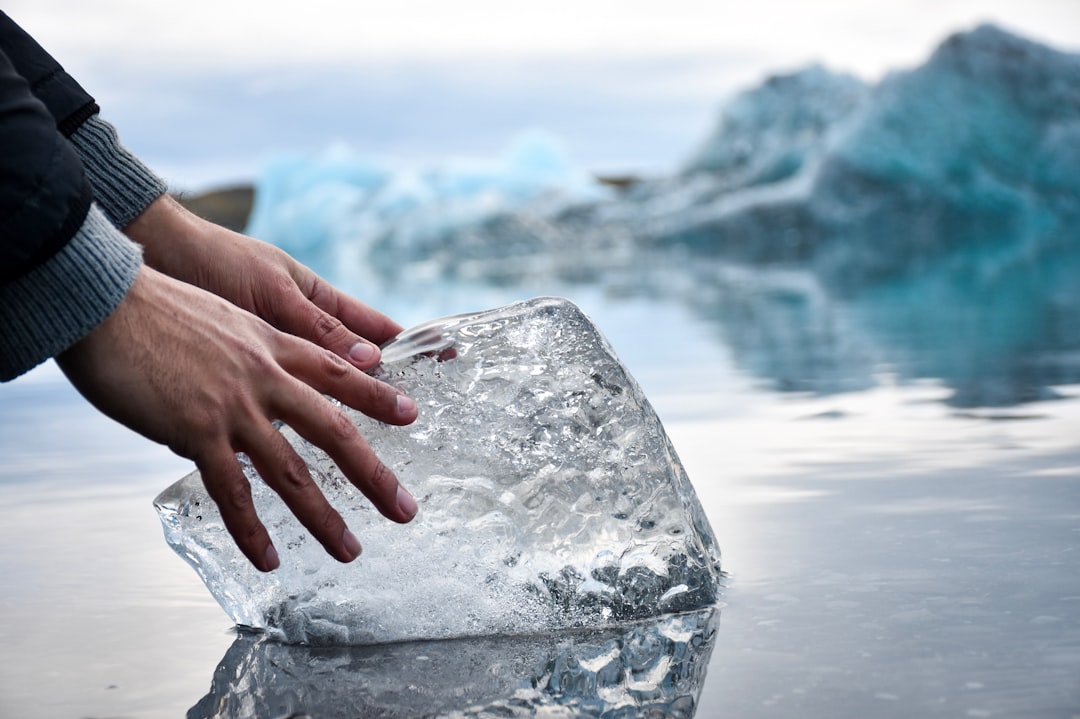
[155,297,722,645]
[188,608,718,719]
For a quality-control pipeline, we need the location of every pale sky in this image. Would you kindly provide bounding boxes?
[9,0,1078,75]
[6,1,1079,187]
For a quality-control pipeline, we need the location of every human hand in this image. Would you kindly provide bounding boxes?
[124,194,401,368]
[57,266,419,571]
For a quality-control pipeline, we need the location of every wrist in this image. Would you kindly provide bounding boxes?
[125,193,213,279]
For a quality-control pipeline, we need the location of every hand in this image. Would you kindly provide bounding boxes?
[57,266,419,571]
[124,194,401,369]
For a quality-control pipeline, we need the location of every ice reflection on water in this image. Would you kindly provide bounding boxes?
[189,609,719,719]
[444,248,1080,410]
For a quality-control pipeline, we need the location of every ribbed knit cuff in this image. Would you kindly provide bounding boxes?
[69,115,167,228]
[0,204,143,380]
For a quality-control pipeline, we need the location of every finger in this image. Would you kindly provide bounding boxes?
[238,419,365,563]
[196,446,280,572]
[270,285,384,370]
[277,338,418,426]
[270,381,418,525]
[327,292,404,346]
[296,270,404,345]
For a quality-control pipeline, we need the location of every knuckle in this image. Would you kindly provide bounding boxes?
[241,518,266,543]
[311,312,346,344]
[306,276,336,308]
[223,481,254,512]
[326,409,357,445]
[319,349,352,380]
[222,513,268,563]
[184,407,225,448]
[367,460,397,495]
[279,457,315,494]
[267,271,298,303]
[236,337,277,374]
[364,376,397,408]
[319,506,342,534]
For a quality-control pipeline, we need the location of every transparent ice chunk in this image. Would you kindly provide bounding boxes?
[155,297,722,645]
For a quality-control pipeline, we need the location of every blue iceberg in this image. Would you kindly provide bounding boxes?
[245,24,1080,406]
[681,63,870,187]
[244,128,607,281]
[624,24,1080,286]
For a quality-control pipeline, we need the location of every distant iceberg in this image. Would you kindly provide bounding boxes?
[245,129,607,281]
[302,25,1071,290]
[247,24,1080,289]
[245,24,1080,405]
[584,24,1079,289]
[681,63,869,187]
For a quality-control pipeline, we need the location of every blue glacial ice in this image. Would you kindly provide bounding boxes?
[242,23,1080,408]
[244,128,607,277]
[155,298,722,645]
[246,24,1080,286]
[681,63,870,187]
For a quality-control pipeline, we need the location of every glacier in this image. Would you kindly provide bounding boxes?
[156,298,722,645]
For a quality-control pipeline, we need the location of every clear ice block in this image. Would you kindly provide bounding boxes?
[155,297,721,644]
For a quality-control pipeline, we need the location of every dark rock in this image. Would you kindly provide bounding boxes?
[172,184,254,232]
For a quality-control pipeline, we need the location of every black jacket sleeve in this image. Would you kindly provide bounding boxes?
[0,12,144,380]
[0,42,93,283]
[0,10,98,135]
[0,11,166,230]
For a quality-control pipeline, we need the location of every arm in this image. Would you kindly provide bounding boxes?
[0,38,137,379]
[0,12,419,570]
[0,11,395,363]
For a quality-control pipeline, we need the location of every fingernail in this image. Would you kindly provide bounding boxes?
[397,485,418,520]
[264,543,280,571]
[396,394,416,416]
[343,528,363,560]
[348,342,377,364]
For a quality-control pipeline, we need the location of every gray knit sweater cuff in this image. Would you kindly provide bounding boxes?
[69,115,167,228]
[0,204,143,380]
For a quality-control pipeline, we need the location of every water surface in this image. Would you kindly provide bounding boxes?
[1,291,1078,717]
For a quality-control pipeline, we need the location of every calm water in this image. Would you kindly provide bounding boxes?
[1,286,1078,718]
